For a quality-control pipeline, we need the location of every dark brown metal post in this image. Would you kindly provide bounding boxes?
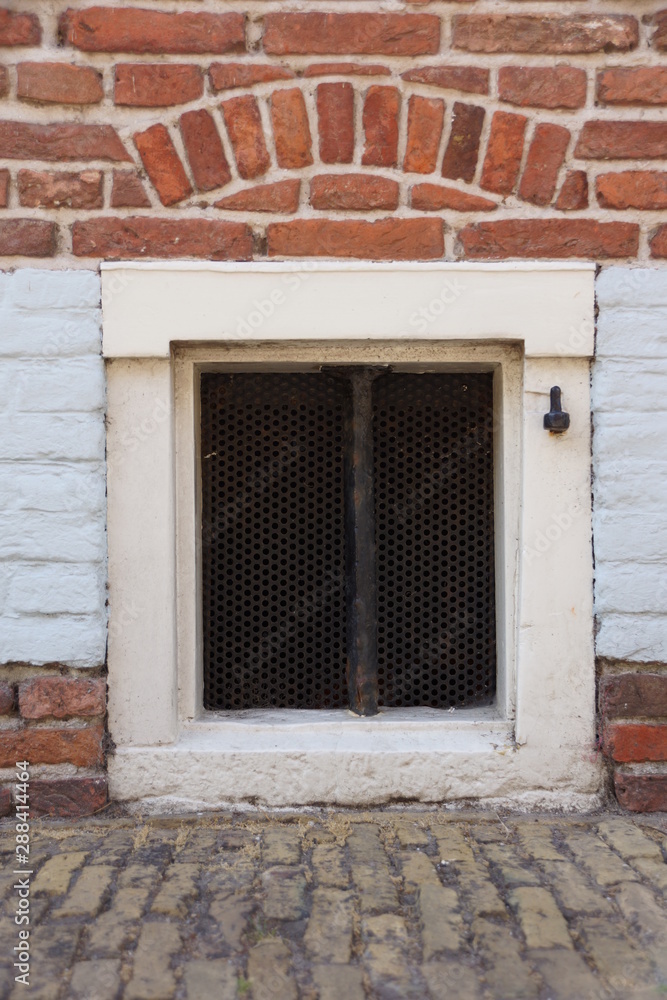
[343,368,380,716]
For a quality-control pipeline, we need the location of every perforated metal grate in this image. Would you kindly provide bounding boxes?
[201,370,496,712]
[374,373,496,708]
[201,373,348,710]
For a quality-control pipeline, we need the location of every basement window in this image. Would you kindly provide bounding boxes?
[200,369,496,716]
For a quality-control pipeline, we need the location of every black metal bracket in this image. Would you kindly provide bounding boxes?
[544,386,570,434]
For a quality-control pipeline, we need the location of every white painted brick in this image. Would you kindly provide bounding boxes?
[596,268,667,312]
[0,413,104,462]
[0,269,105,667]
[0,308,102,358]
[595,563,667,615]
[0,464,105,513]
[592,362,667,412]
[0,269,100,312]
[596,309,667,360]
[596,614,667,664]
[595,469,666,513]
[593,511,667,564]
[593,267,667,662]
[0,357,105,413]
[593,413,667,466]
[0,615,105,668]
[0,511,105,563]
[0,562,105,615]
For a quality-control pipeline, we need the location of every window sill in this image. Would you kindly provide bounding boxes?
[107,711,600,813]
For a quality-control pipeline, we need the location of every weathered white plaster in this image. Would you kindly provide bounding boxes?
[0,270,106,668]
[594,268,667,663]
[105,263,599,811]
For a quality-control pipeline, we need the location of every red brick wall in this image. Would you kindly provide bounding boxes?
[600,663,667,812]
[0,672,107,818]
[0,2,666,265]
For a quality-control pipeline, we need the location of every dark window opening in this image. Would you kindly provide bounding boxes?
[201,370,496,714]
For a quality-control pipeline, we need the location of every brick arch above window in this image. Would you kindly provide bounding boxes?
[0,4,665,263]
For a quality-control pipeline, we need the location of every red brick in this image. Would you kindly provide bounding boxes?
[401,66,490,94]
[498,65,586,110]
[0,786,10,817]
[458,219,639,259]
[317,83,354,164]
[651,225,667,258]
[210,63,294,92]
[605,722,667,763]
[310,173,399,211]
[411,183,496,213]
[614,772,667,812]
[0,65,7,97]
[60,7,245,55]
[270,88,313,170]
[17,169,102,210]
[452,15,638,54]
[0,9,41,47]
[0,682,14,715]
[110,170,151,208]
[73,216,252,260]
[597,67,667,106]
[17,62,103,105]
[555,170,588,211]
[18,676,105,720]
[180,109,231,193]
[600,672,667,719]
[362,86,400,168]
[401,65,489,95]
[221,95,270,181]
[0,169,8,209]
[0,219,56,256]
[0,724,103,768]
[404,95,445,175]
[441,102,485,184]
[303,63,390,78]
[519,123,570,207]
[215,179,300,214]
[480,111,527,195]
[134,124,192,206]
[0,121,129,162]
[652,9,667,51]
[263,13,440,56]
[30,777,107,818]
[115,63,202,107]
[596,171,667,211]
[576,121,667,159]
[267,218,444,260]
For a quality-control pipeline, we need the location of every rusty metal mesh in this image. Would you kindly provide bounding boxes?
[201,373,348,710]
[201,371,496,711]
[374,373,496,707]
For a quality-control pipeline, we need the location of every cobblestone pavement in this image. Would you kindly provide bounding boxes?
[1,811,667,1000]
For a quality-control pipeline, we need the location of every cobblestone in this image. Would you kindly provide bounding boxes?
[125,921,181,1000]
[312,963,366,1000]
[247,938,296,1000]
[0,811,666,998]
[261,865,307,920]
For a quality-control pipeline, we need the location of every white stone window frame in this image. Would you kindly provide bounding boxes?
[102,261,599,811]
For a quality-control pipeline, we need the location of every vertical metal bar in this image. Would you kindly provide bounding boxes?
[343,368,379,716]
